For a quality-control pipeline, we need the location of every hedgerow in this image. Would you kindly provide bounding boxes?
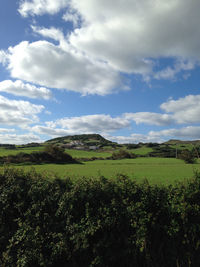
[0,167,200,266]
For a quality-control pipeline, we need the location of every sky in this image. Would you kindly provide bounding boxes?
[0,0,200,144]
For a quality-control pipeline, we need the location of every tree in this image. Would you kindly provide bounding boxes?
[44,144,65,157]
[178,150,196,164]
[44,144,76,163]
[111,149,137,160]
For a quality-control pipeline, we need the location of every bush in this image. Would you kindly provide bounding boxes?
[0,145,78,165]
[111,149,137,159]
[178,150,196,164]
[1,168,200,266]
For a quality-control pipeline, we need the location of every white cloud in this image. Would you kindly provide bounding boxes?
[161,95,200,124]
[0,95,44,126]
[54,114,130,132]
[123,94,200,126]
[154,59,195,80]
[32,114,130,137]
[31,125,72,137]
[0,128,15,134]
[29,91,200,140]
[0,80,51,99]
[150,126,200,140]
[0,50,8,65]
[124,112,174,126]
[0,133,43,144]
[106,133,164,144]
[18,0,69,17]
[5,40,126,95]
[62,11,81,28]
[108,125,200,144]
[17,0,200,81]
[31,26,65,43]
[67,0,200,76]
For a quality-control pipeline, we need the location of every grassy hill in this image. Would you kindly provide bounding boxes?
[164,139,200,145]
[45,134,118,148]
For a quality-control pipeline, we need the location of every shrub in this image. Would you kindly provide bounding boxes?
[0,148,78,165]
[111,149,137,159]
[178,150,196,164]
[1,168,200,266]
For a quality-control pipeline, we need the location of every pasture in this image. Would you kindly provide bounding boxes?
[0,146,44,156]
[65,149,112,158]
[13,157,200,185]
[1,145,200,185]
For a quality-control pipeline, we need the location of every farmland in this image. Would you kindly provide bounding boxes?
[12,157,200,185]
[0,134,200,185]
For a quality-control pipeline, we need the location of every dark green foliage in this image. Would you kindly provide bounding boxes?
[178,149,196,164]
[46,134,115,147]
[18,142,41,148]
[146,142,159,147]
[125,143,141,149]
[0,144,16,149]
[111,149,137,159]
[148,145,177,158]
[1,168,200,266]
[0,144,78,165]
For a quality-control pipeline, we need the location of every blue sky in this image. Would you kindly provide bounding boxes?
[0,0,200,144]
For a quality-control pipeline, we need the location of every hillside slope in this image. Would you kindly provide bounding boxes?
[45,134,117,148]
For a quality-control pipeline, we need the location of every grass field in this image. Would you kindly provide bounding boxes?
[65,147,153,158]
[65,149,112,158]
[10,157,200,185]
[128,146,153,155]
[0,146,43,156]
[1,146,200,185]
[0,145,155,159]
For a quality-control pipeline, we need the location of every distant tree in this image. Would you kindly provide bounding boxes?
[126,144,140,149]
[44,144,65,157]
[146,143,159,148]
[111,149,137,160]
[44,144,75,163]
[178,150,196,164]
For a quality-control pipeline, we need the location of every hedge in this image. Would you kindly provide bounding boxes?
[0,167,200,266]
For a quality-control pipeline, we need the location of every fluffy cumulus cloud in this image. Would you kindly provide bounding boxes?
[161,95,200,124]
[147,126,200,141]
[123,95,200,126]
[0,133,42,144]
[124,112,174,126]
[0,95,44,126]
[108,125,200,144]
[53,115,130,133]
[67,0,200,76]
[18,0,69,17]
[0,80,51,99]
[106,133,165,144]
[5,40,126,95]
[0,128,15,134]
[10,0,200,96]
[0,50,8,65]
[154,59,195,80]
[29,93,200,141]
[32,114,130,137]
[157,126,200,140]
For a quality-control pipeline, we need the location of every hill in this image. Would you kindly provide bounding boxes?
[164,139,200,145]
[45,134,118,149]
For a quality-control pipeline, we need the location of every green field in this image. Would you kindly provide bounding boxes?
[65,147,153,158]
[10,157,200,185]
[0,146,43,156]
[128,146,153,155]
[1,146,200,185]
[65,149,112,158]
